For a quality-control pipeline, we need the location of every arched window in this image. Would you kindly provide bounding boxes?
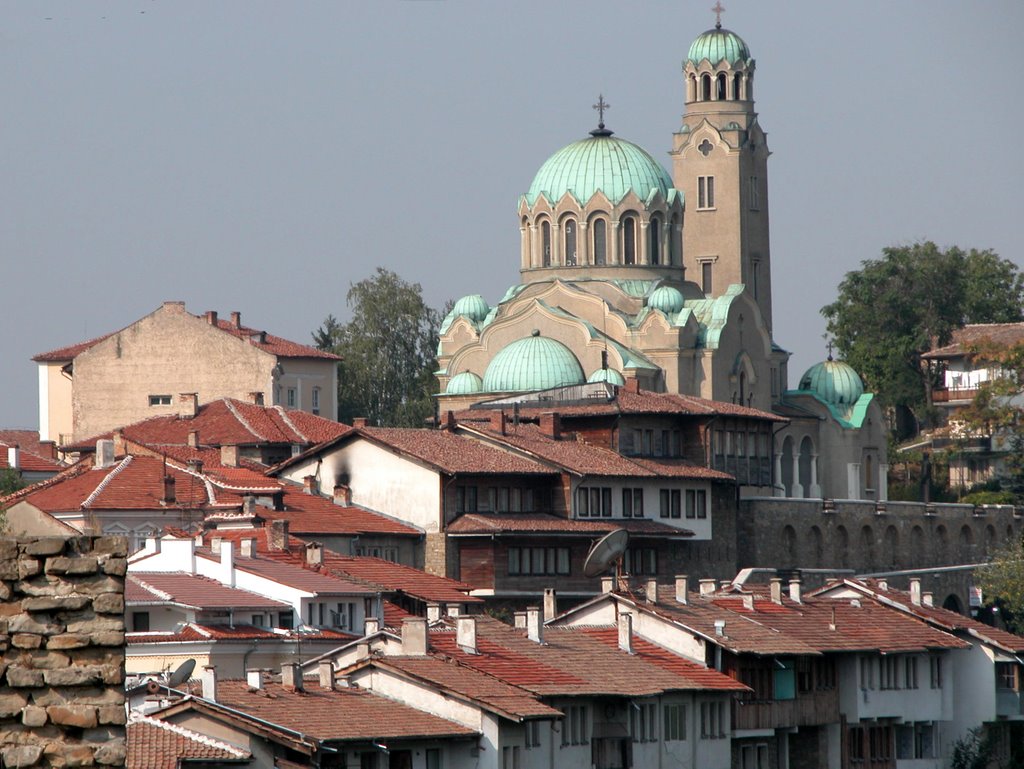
[716,73,727,100]
[688,74,697,102]
[747,77,753,100]
[809,526,824,567]
[885,526,899,568]
[541,220,551,267]
[864,455,874,492]
[649,216,660,265]
[835,525,849,568]
[733,73,742,100]
[701,74,712,101]
[622,216,637,265]
[780,436,794,497]
[592,218,607,265]
[798,437,814,496]
[563,219,577,266]
[669,214,681,265]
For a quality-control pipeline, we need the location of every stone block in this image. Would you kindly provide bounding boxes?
[88,631,124,647]
[92,537,128,557]
[17,559,40,579]
[5,667,44,687]
[11,634,42,650]
[0,581,12,600]
[0,540,19,560]
[9,615,61,636]
[100,559,127,577]
[0,560,19,580]
[60,745,96,768]
[97,705,126,725]
[32,686,124,708]
[66,616,124,634]
[22,595,91,612]
[93,741,125,767]
[22,650,70,669]
[1,744,43,768]
[44,666,104,687]
[47,634,90,650]
[92,594,124,614]
[0,691,29,717]
[21,705,47,727]
[23,539,66,556]
[47,705,98,728]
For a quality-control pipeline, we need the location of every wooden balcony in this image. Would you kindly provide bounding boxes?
[732,689,840,731]
[932,387,979,403]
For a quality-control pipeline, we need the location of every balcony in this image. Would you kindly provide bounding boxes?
[732,690,839,731]
[932,387,979,404]
[996,689,1024,718]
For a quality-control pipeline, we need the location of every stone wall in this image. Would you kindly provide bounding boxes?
[0,536,127,769]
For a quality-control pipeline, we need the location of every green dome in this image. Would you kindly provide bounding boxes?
[798,359,864,406]
[587,367,626,386]
[483,332,585,392]
[687,27,751,66]
[648,286,685,314]
[525,134,673,206]
[446,371,483,395]
[452,294,490,323]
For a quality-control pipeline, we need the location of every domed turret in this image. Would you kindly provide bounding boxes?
[686,27,751,66]
[587,367,626,386]
[483,331,585,393]
[452,295,490,323]
[445,371,483,395]
[798,358,865,406]
[648,285,685,314]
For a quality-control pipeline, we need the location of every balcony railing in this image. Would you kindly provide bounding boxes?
[732,690,839,731]
[932,387,979,403]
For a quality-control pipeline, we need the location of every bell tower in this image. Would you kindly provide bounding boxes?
[671,8,773,331]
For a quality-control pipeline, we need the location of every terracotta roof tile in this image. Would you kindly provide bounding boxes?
[127,713,250,769]
[446,513,692,538]
[128,623,352,644]
[361,428,555,475]
[0,430,53,458]
[923,322,1024,360]
[127,572,290,610]
[32,333,114,362]
[194,546,377,596]
[0,443,62,473]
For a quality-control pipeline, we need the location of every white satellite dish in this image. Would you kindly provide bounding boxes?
[167,658,196,688]
[583,529,629,579]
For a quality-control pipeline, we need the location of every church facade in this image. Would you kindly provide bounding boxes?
[436,19,886,501]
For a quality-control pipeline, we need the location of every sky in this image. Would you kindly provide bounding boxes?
[3,1,1023,430]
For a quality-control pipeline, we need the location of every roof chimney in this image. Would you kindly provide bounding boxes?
[675,575,689,604]
[352,417,369,429]
[742,594,754,611]
[95,439,115,469]
[539,412,561,439]
[205,310,218,326]
[490,410,508,436]
[923,592,934,607]
[618,612,634,654]
[39,441,56,460]
[699,579,717,596]
[187,430,200,448]
[246,669,262,690]
[178,393,199,419]
[789,577,802,604]
[239,538,256,558]
[457,616,478,654]
[163,476,176,504]
[526,606,543,644]
[210,536,222,555]
[543,588,557,621]
[220,445,239,468]
[305,541,323,567]
[364,617,380,636]
[401,617,428,656]
[877,579,888,591]
[624,378,641,394]
[201,665,216,703]
[269,520,290,551]
[601,576,614,594]
[443,411,456,432]
[281,662,302,692]
[909,578,922,606]
[319,660,335,690]
[220,540,235,588]
[230,311,241,329]
[333,485,352,506]
[769,577,783,604]
[714,619,726,637]
[646,579,659,605]
[6,445,19,470]
[249,392,265,406]
[426,603,441,623]
[303,475,318,495]
[513,611,527,629]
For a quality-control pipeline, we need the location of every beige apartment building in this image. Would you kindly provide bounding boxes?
[34,301,339,443]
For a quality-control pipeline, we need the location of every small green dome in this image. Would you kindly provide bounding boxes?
[525,134,673,206]
[687,27,751,66]
[587,367,626,386]
[648,286,685,314]
[452,294,490,323]
[446,371,483,395]
[798,359,864,406]
[483,332,585,392]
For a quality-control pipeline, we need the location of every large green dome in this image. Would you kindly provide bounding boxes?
[483,332,585,392]
[798,359,864,406]
[525,134,674,206]
[687,27,751,66]
[452,294,490,323]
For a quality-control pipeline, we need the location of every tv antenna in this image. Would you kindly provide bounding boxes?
[166,658,196,688]
[583,528,629,581]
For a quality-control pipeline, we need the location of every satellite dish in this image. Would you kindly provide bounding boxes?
[583,529,629,579]
[167,659,197,688]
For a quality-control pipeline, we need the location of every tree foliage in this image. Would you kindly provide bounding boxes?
[976,534,1024,635]
[314,268,443,427]
[0,468,25,497]
[822,243,1024,438]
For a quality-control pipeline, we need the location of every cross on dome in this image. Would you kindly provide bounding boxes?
[590,94,613,137]
[712,1,725,29]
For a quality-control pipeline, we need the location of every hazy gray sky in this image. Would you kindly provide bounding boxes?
[3,1,1022,429]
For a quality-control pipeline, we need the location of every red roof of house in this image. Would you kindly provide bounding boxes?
[0,441,62,473]
[33,333,114,363]
[446,513,692,538]
[127,572,290,610]
[0,430,53,458]
[359,427,556,476]
[128,623,352,645]
[250,488,421,538]
[193,544,377,596]
[922,322,1024,361]
[127,714,250,769]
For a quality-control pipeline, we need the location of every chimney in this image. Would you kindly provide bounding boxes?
[163,476,176,504]
[526,606,543,644]
[742,594,754,611]
[601,576,614,594]
[201,665,217,703]
[334,485,352,506]
[352,417,369,429]
[282,662,303,692]
[246,669,263,690]
[699,579,717,597]
[618,612,634,654]
[220,445,239,468]
[877,579,888,591]
[446,605,461,618]
[305,542,323,567]
[210,537,222,555]
[909,578,922,606]
[242,495,257,515]
[789,577,802,604]
[239,538,256,558]
[426,603,441,623]
[95,439,115,469]
[230,311,242,328]
[714,619,726,637]
[39,440,56,460]
[6,445,19,470]
[319,660,335,690]
[112,430,126,457]
[249,391,265,406]
[178,393,199,419]
[364,617,380,636]
[923,592,934,607]
[539,412,561,439]
[401,617,428,656]
[443,411,456,432]
[205,310,218,326]
[646,579,659,605]
[675,575,689,604]
[513,611,527,629]
[269,520,290,551]
[303,475,318,495]
[624,378,641,394]
[543,588,558,621]
[490,410,508,435]
[220,541,235,587]
[457,616,478,654]
[187,430,200,448]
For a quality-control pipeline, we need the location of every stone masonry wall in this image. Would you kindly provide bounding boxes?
[0,536,127,769]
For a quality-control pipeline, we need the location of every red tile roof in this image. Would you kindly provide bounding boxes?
[128,623,352,644]
[32,333,114,363]
[127,572,290,610]
[194,545,378,596]
[360,427,556,475]
[252,488,421,537]
[127,713,250,769]
[0,442,62,473]
[446,513,692,538]
[923,322,1024,360]
[0,430,53,458]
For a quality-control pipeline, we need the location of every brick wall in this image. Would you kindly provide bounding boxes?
[0,536,127,769]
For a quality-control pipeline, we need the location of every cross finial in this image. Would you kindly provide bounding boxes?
[712,1,725,28]
[826,340,835,361]
[593,94,610,129]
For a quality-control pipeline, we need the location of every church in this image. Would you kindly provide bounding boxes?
[434,14,886,502]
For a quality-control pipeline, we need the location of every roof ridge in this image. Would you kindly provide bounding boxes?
[167,458,218,506]
[128,573,174,602]
[223,399,268,443]
[81,456,133,509]
[129,711,250,757]
[273,406,308,443]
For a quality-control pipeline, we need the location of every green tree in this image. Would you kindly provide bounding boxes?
[822,243,1024,438]
[314,268,443,427]
[0,468,25,496]
[976,534,1024,635]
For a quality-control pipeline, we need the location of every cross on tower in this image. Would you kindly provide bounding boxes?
[592,94,610,129]
[826,340,835,361]
[712,1,725,29]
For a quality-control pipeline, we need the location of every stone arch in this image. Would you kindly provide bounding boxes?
[538,216,552,267]
[884,526,899,568]
[621,212,639,265]
[780,436,794,497]
[783,525,797,567]
[936,524,949,563]
[798,436,814,498]
[835,525,849,568]
[701,73,712,101]
[859,525,875,569]
[910,526,925,567]
[588,212,609,266]
[959,524,974,559]
[809,525,824,567]
[559,213,578,267]
[985,525,998,556]
[943,594,963,615]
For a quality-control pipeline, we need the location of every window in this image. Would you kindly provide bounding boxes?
[131,612,150,632]
[251,614,265,627]
[502,746,520,769]
[455,485,478,513]
[740,744,769,769]
[649,217,660,265]
[593,219,607,265]
[660,489,682,519]
[860,656,875,689]
[748,176,760,210]
[929,655,943,689]
[564,219,577,265]
[997,662,1020,691]
[561,705,588,746]
[880,656,899,690]
[624,548,657,576]
[541,221,551,266]
[814,658,836,690]
[577,487,612,518]
[508,547,570,576]
[685,489,707,519]
[631,702,657,743]
[622,488,644,517]
[699,701,725,739]
[425,749,441,769]
[663,704,686,741]
[286,388,296,408]
[331,602,355,631]
[148,395,172,407]
[525,721,542,749]
[278,611,294,629]
[904,657,918,689]
[698,176,715,209]
[623,216,637,264]
[701,261,713,294]
[774,659,795,700]
[311,387,320,415]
